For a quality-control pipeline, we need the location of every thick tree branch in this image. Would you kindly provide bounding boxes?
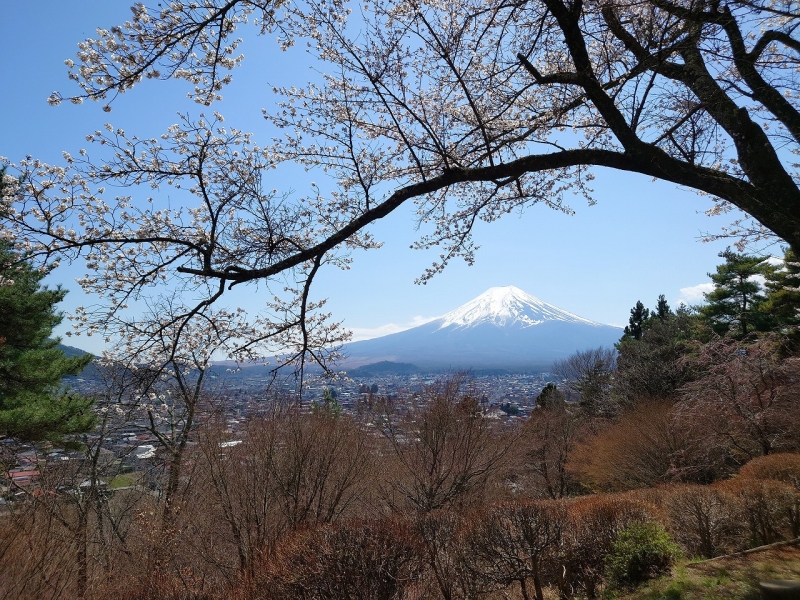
[717,8,800,145]
[178,146,785,285]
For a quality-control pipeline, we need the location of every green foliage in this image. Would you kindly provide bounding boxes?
[655,295,671,321]
[623,301,651,340]
[614,304,702,402]
[536,382,566,410]
[312,387,343,416]
[700,249,774,337]
[0,243,94,440]
[498,402,520,415]
[604,522,681,588]
[762,248,800,330]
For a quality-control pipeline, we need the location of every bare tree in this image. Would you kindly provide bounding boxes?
[195,403,375,580]
[381,374,514,513]
[678,334,800,462]
[520,404,584,499]
[553,347,617,414]
[264,405,375,529]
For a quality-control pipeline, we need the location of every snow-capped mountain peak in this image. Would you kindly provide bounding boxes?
[341,285,621,370]
[435,285,601,329]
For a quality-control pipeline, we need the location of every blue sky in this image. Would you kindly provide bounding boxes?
[1,2,771,354]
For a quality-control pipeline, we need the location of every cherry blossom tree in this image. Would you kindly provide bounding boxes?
[2,0,800,367]
[1,119,352,376]
[678,334,800,461]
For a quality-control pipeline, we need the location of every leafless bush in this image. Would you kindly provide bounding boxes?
[739,453,800,491]
[721,478,800,547]
[412,511,485,600]
[663,484,740,558]
[462,500,566,600]
[254,519,423,600]
[560,495,654,599]
[567,400,713,492]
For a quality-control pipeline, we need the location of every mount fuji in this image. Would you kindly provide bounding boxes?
[341,286,622,371]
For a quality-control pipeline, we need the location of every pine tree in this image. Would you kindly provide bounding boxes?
[701,249,773,337]
[0,243,94,441]
[623,301,650,340]
[615,305,700,403]
[536,383,566,410]
[762,248,800,329]
[655,295,670,321]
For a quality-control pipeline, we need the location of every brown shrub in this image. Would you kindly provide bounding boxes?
[412,510,488,600]
[663,484,740,558]
[559,495,655,599]
[738,453,800,539]
[738,453,800,490]
[567,400,711,492]
[461,500,567,600]
[720,478,800,546]
[254,519,423,600]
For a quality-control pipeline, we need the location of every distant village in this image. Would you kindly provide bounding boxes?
[1,369,556,502]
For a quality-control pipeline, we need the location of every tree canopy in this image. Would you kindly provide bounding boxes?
[701,249,774,337]
[615,300,701,403]
[762,248,800,330]
[2,0,800,368]
[0,243,93,440]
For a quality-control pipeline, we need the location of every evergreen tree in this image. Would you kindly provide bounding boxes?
[700,249,773,337]
[623,301,650,340]
[552,347,616,415]
[655,295,670,321]
[535,383,566,410]
[762,248,800,329]
[615,305,701,403]
[0,244,94,441]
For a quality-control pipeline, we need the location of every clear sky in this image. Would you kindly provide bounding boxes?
[1,2,777,354]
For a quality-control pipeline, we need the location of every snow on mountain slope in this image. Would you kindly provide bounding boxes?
[435,285,600,329]
[340,286,622,370]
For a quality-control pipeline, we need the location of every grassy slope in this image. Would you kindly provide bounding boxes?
[608,544,800,600]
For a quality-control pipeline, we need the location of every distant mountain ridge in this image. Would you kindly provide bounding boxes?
[341,286,622,371]
[57,343,93,359]
[346,361,421,376]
